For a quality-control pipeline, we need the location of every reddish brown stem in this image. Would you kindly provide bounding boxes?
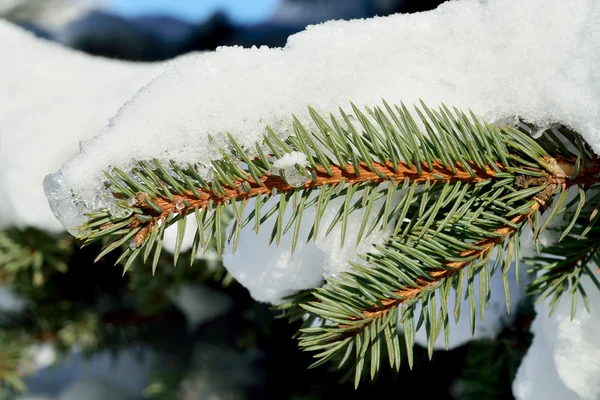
[359,202,540,321]
[129,160,500,246]
[349,156,600,325]
[123,156,599,324]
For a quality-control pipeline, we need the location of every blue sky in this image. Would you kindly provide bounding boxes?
[108,0,282,24]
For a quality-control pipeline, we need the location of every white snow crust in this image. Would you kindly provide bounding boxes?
[44,0,600,238]
[513,276,600,400]
[42,0,600,303]
[0,20,163,231]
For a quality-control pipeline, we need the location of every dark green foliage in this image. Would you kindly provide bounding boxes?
[0,228,72,288]
[0,226,233,398]
[455,298,534,399]
[0,332,28,396]
[526,195,600,319]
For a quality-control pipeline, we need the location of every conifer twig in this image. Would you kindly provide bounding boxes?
[349,155,600,324]
[125,160,501,247]
[357,201,540,321]
[74,101,600,384]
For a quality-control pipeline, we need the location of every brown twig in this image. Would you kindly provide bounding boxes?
[345,156,600,326]
[119,155,600,326]
[128,160,501,246]
[359,202,540,321]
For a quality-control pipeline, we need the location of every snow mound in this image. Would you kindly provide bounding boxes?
[222,191,394,304]
[513,276,600,400]
[42,0,600,304]
[0,20,163,231]
[45,0,600,234]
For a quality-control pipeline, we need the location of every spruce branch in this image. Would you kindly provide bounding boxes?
[297,138,599,385]
[79,101,554,266]
[321,155,600,328]
[0,332,28,396]
[0,228,72,287]
[526,199,600,319]
[342,201,540,323]
[73,100,600,386]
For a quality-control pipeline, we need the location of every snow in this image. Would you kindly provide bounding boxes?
[270,151,309,187]
[41,0,600,293]
[223,188,395,304]
[20,347,156,398]
[41,0,600,303]
[162,215,198,254]
[513,276,600,400]
[0,285,28,314]
[166,283,233,330]
[44,0,600,231]
[0,20,164,231]
[26,344,58,371]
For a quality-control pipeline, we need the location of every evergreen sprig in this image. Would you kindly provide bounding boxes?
[0,332,28,396]
[0,228,72,287]
[526,197,600,319]
[75,100,600,386]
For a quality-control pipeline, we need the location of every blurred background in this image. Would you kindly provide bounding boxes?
[0,1,532,399]
[4,0,446,60]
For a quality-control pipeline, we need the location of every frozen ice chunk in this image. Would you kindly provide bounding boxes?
[270,152,310,187]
